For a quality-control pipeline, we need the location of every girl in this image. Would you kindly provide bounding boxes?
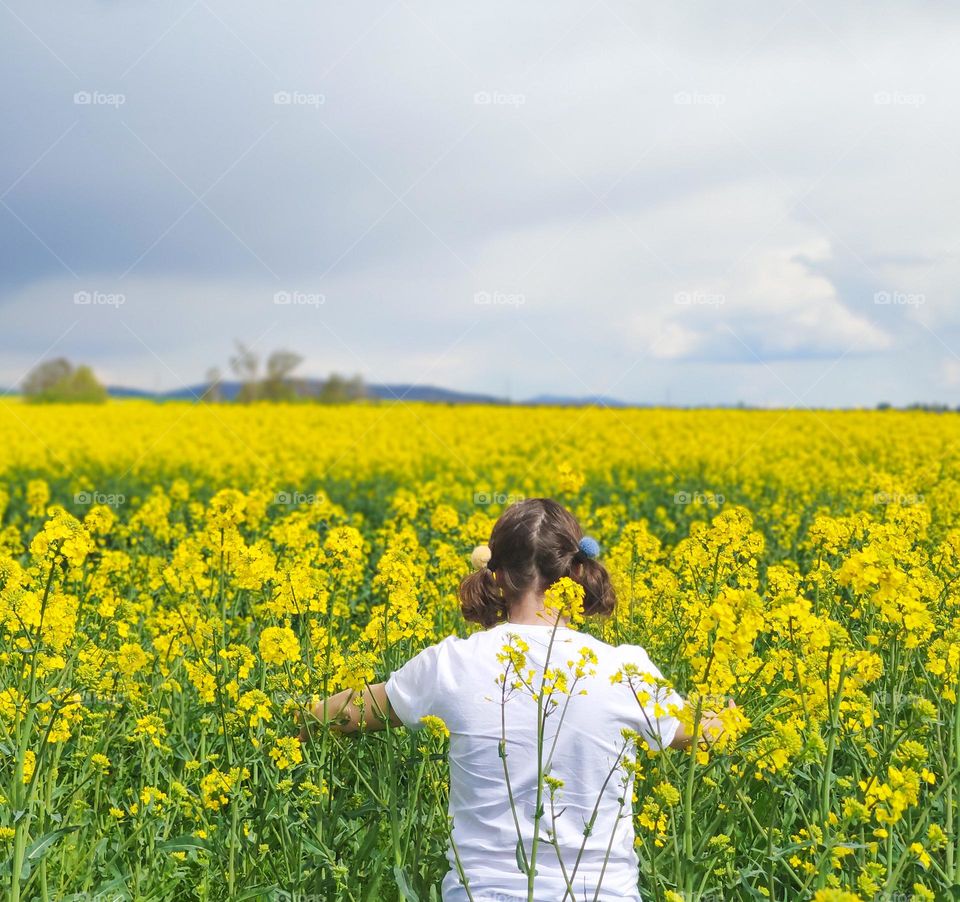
[301,498,733,901]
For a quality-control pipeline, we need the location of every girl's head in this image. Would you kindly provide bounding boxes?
[459,497,616,628]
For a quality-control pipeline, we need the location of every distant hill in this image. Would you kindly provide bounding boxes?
[105,386,160,399]
[367,383,503,404]
[105,380,507,405]
[5,380,631,406]
[524,394,634,408]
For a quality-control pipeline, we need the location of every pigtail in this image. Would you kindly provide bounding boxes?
[459,568,508,628]
[570,555,616,618]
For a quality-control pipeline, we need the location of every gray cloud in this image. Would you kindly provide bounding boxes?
[2,0,960,405]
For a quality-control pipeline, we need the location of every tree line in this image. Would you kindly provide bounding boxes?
[20,342,365,404]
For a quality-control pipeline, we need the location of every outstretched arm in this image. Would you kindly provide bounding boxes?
[298,681,403,740]
[669,698,736,750]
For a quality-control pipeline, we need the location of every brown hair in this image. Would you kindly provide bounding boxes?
[459,497,616,628]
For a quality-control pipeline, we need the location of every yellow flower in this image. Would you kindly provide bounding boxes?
[258,626,300,666]
[269,737,303,770]
[200,767,248,810]
[811,890,863,902]
[543,576,585,627]
[420,715,450,739]
[22,750,35,784]
[237,689,272,728]
[26,479,50,518]
[909,842,932,870]
[117,642,151,677]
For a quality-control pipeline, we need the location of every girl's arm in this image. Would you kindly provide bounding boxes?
[298,681,403,740]
[669,698,736,749]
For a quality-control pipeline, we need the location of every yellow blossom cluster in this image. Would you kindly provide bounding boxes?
[0,401,957,899]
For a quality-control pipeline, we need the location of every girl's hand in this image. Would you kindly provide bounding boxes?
[296,683,402,742]
[295,702,319,744]
[669,697,737,749]
[700,697,737,746]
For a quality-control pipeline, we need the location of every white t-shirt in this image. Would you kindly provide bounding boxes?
[384,621,685,902]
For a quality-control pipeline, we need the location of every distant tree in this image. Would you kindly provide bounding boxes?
[345,373,366,401]
[905,402,949,413]
[222,343,366,404]
[21,358,107,403]
[22,358,72,396]
[68,366,107,402]
[229,342,260,403]
[261,350,303,401]
[319,372,366,403]
[202,367,223,403]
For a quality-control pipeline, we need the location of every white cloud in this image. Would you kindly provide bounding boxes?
[2,0,960,405]
[942,359,960,388]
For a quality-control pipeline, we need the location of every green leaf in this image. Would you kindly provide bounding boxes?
[234,885,279,900]
[299,836,326,857]
[91,873,130,896]
[26,825,80,861]
[361,868,384,902]
[515,838,528,875]
[157,834,210,852]
[393,865,420,901]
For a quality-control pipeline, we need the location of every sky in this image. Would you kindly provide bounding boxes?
[1,1,959,407]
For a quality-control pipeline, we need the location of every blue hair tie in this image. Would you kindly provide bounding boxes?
[578,536,600,559]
